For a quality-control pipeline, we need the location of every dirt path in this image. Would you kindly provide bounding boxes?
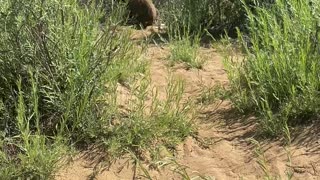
[56,38,320,180]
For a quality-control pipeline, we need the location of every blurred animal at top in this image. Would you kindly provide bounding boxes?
[123,0,157,28]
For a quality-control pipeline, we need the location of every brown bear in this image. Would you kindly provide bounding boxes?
[124,0,157,28]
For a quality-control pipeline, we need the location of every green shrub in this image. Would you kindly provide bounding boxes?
[0,0,132,141]
[225,0,320,135]
[0,0,138,177]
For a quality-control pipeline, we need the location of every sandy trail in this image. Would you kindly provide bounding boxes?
[56,36,320,180]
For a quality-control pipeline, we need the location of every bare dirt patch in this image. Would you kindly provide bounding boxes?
[56,35,320,180]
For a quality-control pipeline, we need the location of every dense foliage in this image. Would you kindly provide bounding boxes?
[226,0,320,135]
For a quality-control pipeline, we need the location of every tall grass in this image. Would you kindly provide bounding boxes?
[102,76,195,159]
[0,0,128,140]
[225,0,320,136]
[0,76,68,179]
[158,0,252,38]
[160,0,213,35]
[0,0,197,178]
[162,4,205,69]
[0,0,140,178]
[168,30,204,69]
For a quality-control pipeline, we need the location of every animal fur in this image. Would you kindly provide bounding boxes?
[124,0,157,27]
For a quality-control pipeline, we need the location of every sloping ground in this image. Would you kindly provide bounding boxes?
[56,35,320,180]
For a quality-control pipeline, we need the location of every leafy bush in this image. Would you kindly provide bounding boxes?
[225,0,320,135]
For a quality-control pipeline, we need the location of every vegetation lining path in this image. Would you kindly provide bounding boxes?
[56,41,320,180]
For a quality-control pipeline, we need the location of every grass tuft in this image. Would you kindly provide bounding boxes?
[225,0,320,136]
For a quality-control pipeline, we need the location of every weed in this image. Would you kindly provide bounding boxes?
[250,139,278,180]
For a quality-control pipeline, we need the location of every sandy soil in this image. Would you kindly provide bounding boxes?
[55,28,320,180]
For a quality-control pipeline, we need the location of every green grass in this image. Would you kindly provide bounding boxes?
[101,76,195,159]
[0,0,197,178]
[0,0,145,178]
[169,36,204,69]
[159,0,245,38]
[160,0,213,35]
[197,84,229,105]
[166,23,205,69]
[224,0,320,136]
[0,74,69,179]
[4,0,319,178]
